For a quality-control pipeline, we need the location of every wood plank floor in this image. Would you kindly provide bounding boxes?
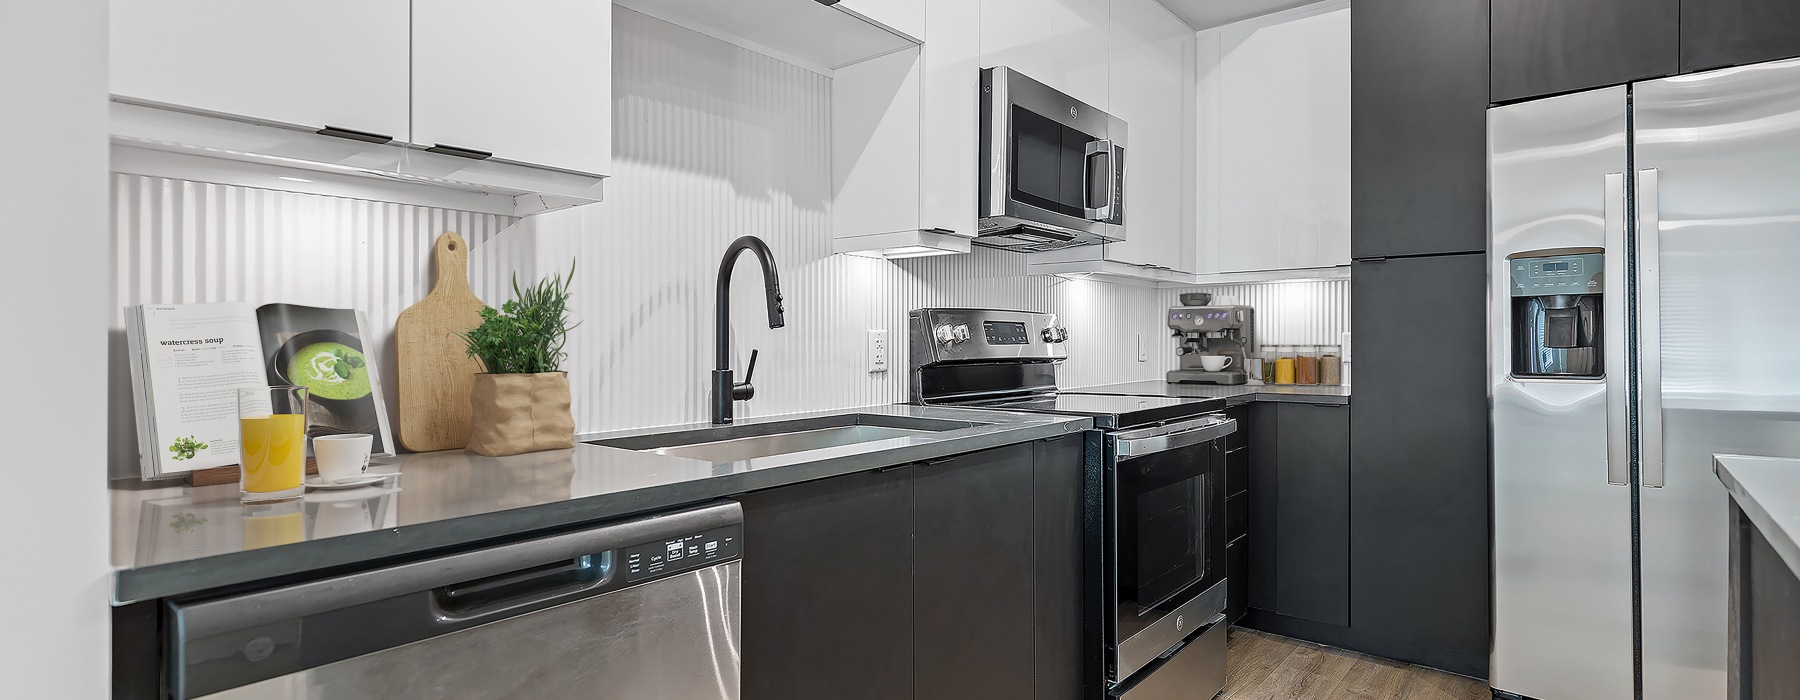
[1222,627,1490,700]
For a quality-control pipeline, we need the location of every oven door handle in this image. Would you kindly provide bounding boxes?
[1114,417,1236,458]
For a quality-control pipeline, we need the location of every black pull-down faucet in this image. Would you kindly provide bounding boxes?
[713,235,785,424]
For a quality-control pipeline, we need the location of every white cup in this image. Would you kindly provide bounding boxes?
[1199,355,1234,372]
[313,434,374,482]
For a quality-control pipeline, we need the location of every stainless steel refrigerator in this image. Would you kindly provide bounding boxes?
[1490,56,1800,700]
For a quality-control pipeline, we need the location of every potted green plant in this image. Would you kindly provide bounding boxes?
[458,263,579,457]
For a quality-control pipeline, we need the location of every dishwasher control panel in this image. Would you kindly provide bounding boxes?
[622,524,742,583]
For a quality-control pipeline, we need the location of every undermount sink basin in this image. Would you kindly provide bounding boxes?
[590,414,981,463]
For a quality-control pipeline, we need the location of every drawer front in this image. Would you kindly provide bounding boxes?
[1227,492,1248,543]
[1227,447,1248,497]
[1226,540,1247,623]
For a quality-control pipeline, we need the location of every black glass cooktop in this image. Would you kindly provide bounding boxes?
[955,392,1223,430]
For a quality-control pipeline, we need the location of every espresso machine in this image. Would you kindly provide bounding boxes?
[1167,293,1256,385]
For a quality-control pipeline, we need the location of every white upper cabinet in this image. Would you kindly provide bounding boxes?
[413,0,612,176]
[979,0,1059,84]
[110,0,410,141]
[1193,2,1350,275]
[834,0,981,255]
[1052,0,1112,110]
[837,0,926,40]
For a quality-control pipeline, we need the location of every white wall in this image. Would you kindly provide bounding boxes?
[107,6,1172,472]
[0,0,112,693]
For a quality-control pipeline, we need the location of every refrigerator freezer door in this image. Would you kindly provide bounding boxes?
[1488,86,1634,700]
[1634,56,1800,700]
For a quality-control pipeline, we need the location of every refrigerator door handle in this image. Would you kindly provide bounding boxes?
[1637,168,1665,488]
[1603,172,1631,486]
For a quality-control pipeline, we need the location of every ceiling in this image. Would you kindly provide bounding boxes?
[1155,0,1326,29]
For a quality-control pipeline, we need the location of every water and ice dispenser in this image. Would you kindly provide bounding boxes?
[1509,250,1604,377]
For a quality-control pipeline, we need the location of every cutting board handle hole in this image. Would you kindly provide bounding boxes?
[448,242,457,251]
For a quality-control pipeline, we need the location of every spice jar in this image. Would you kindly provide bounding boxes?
[1272,346,1296,385]
[1295,345,1320,385]
[1260,348,1279,383]
[1319,345,1342,385]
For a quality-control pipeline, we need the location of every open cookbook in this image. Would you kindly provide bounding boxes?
[125,303,396,479]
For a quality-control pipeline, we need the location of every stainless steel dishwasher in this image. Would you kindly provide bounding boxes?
[171,501,743,699]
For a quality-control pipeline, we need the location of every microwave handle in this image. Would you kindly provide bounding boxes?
[1083,139,1116,221]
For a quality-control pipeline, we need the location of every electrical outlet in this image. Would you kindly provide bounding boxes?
[1137,333,1147,362]
[868,330,888,373]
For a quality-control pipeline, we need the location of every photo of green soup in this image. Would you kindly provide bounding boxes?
[287,341,372,401]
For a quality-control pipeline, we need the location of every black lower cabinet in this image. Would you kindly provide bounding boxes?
[1732,502,1800,700]
[914,443,1037,700]
[1350,254,1490,678]
[1245,402,1351,629]
[1683,0,1800,74]
[1031,435,1086,700]
[740,438,1085,700]
[739,466,915,700]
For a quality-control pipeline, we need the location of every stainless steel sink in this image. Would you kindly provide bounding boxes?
[590,414,980,463]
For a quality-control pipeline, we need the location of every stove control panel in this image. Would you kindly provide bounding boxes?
[908,308,1069,368]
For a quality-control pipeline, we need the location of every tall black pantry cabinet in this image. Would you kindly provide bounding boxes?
[1351,0,1493,680]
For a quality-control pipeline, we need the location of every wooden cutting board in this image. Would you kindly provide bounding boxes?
[395,232,488,452]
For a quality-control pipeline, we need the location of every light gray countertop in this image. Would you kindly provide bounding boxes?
[1072,380,1352,405]
[1715,454,1800,580]
[110,404,1090,604]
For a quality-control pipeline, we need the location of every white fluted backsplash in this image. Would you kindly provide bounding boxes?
[1158,278,1351,374]
[107,9,1170,477]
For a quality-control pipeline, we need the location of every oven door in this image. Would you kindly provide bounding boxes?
[1106,414,1234,683]
[979,66,1126,248]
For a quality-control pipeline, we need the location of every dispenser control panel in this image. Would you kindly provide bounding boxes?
[1510,253,1603,297]
[622,524,741,583]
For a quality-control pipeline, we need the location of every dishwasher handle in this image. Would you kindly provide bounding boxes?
[430,553,612,623]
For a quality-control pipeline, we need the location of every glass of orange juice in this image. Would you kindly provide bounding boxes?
[239,386,308,503]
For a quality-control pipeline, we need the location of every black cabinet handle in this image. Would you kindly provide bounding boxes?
[426,144,495,160]
[316,126,393,145]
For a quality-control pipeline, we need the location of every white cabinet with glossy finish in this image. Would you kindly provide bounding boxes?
[1026,0,1194,278]
[1192,1,1350,276]
[413,0,612,176]
[834,0,980,257]
[109,0,410,141]
[837,0,926,40]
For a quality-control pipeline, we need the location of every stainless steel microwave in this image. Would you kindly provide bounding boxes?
[978,66,1127,252]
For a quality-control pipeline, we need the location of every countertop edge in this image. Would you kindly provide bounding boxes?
[1715,454,1800,580]
[113,416,1090,604]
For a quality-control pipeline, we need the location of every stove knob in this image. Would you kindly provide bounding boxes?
[1042,326,1068,343]
[934,324,957,345]
[950,324,972,343]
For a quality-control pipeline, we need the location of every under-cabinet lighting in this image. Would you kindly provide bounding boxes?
[833,229,972,259]
[277,176,314,183]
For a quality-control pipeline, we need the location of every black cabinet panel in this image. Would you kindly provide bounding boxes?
[1273,403,1351,628]
[1490,0,1678,103]
[1032,436,1085,700]
[1248,403,1279,613]
[1227,491,1248,543]
[915,443,1037,700]
[1735,503,1800,700]
[1350,255,1491,665]
[1226,540,1248,623]
[1351,0,1490,258]
[1683,0,1800,73]
[740,468,915,700]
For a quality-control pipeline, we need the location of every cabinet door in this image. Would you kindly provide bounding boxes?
[1272,402,1351,627]
[837,0,926,40]
[1247,402,1279,612]
[1490,0,1677,103]
[1032,436,1086,700]
[109,0,408,140]
[1682,0,1800,74]
[981,0,1058,83]
[1100,0,1191,270]
[1215,6,1351,273]
[918,0,982,237]
[915,444,1036,700]
[739,468,914,700]
[1053,0,1111,109]
[1350,0,1488,258]
[412,0,611,176]
[1350,254,1490,667]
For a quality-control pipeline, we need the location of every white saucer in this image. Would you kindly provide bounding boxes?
[305,473,395,491]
